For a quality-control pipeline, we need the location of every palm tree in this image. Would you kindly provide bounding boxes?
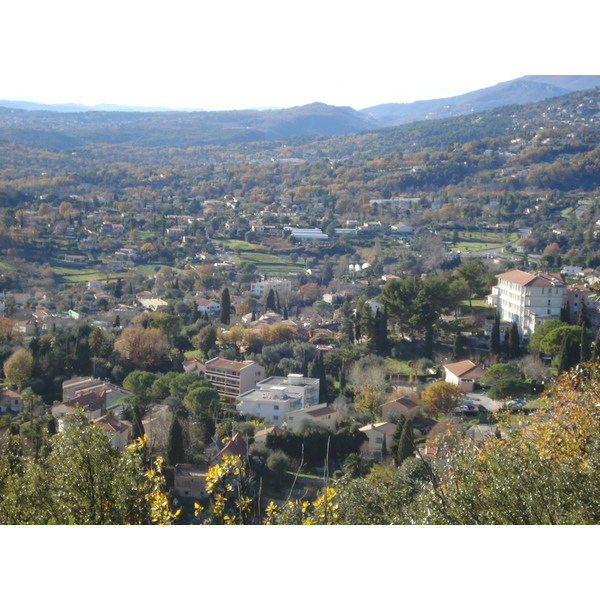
[344,453,364,477]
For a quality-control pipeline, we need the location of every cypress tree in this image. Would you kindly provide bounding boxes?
[580,323,591,363]
[508,322,521,359]
[339,360,346,392]
[301,351,309,378]
[390,414,406,460]
[220,287,231,325]
[377,306,389,354]
[131,405,146,442]
[560,302,571,324]
[452,334,466,361]
[166,414,185,466]
[577,307,591,329]
[490,314,501,357]
[265,289,276,312]
[381,434,388,459]
[592,334,600,363]
[557,333,573,374]
[275,290,281,314]
[318,352,327,403]
[424,324,434,360]
[397,417,414,465]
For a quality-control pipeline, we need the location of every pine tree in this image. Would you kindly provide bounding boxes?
[220,287,231,325]
[166,414,185,466]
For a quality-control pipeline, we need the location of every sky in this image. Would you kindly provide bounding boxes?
[3,0,599,112]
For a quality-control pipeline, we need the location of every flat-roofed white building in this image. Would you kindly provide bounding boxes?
[284,227,329,240]
[235,374,320,425]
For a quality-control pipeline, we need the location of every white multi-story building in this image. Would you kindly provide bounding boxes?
[490,270,567,339]
[249,278,292,298]
[235,374,320,425]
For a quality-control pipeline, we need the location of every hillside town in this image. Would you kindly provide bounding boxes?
[2,83,600,525]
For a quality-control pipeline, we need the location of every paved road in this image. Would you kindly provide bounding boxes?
[466,391,503,412]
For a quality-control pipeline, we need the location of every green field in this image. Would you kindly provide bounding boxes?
[238,251,304,273]
[446,231,518,253]
[51,266,107,285]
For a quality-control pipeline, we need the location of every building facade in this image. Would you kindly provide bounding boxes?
[491,270,567,339]
[235,374,320,424]
[204,358,265,402]
[249,278,292,298]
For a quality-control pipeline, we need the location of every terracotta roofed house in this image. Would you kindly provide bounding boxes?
[91,415,131,451]
[359,422,397,458]
[444,360,484,392]
[196,298,220,314]
[381,396,419,421]
[286,403,337,433]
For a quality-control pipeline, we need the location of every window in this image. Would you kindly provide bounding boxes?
[548,299,551,306]
[274,405,279,410]
[273,415,278,421]
[375,437,383,444]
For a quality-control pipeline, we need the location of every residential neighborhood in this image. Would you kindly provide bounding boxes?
[1,78,600,527]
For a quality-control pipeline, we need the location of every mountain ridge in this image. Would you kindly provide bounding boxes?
[0,76,599,150]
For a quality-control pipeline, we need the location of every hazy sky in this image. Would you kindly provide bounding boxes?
[3,0,599,111]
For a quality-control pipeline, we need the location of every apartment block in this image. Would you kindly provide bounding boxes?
[249,278,292,298]
[204,358,265,403]
[490,270,566,339]
[235,374,320,424]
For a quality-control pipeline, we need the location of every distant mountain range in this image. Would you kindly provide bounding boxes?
[0,75,598,149]
[360,75,600,126]
[0,100,180,113]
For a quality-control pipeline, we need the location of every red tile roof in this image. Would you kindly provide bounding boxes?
[498,270,563,287]
[444,360,483,378]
